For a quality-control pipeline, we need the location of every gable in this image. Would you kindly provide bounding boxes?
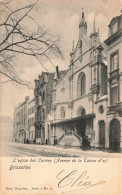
[55,69,70,90]
[109,16,119,27]
[73,34,90,62]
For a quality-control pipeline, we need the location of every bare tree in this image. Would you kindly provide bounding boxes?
[0,0,63,88]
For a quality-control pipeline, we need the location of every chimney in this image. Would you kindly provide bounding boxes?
[56,66,59,78]
[54,66,59,80]
[25,96,29,101]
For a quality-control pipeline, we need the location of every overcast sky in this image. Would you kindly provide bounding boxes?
[0,0,121,118]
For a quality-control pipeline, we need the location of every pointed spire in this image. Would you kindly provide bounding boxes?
[82,7,85,19]
[92,18,96,34]
[98,28,100,43]
[79,8,87,36]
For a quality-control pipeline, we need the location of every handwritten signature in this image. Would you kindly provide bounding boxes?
[56,170,105,192]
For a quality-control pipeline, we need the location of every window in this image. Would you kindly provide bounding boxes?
[111,52,118,72]
[111,22,118,35]
[110,86,118,105]
[42,109,45,120]
[82,109,86,115]
[98,105,104,114]
[78,107,86,116]
[78,40,82,54]
[60,107,66,118]
[93,67,97,84]
[42,91,45,101]
[77,72,86,97]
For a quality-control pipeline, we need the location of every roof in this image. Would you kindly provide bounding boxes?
[51,113,95,125]
[109,16,119,27]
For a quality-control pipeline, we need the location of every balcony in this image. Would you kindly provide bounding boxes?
[108,69,119,83]
[34,120,45,127]
[107,102,122,115]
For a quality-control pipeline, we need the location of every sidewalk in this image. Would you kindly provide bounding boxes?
[8,142,122,158]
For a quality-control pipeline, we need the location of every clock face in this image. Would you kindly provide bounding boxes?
[61,88,65,93]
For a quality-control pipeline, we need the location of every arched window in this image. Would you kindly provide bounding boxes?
[77,72,86,97]
[77,106,86,116]
[60,107,66,118]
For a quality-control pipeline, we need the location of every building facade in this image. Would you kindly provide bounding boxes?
[104,13,122,151]
[28,98,35,144]
[34,69,66,144]
[47,10,108,148]
[13,96,29,143]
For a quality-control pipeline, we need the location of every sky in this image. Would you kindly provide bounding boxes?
[0,0,122,118]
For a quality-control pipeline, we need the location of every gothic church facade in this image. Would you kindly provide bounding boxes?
[47,10,108,148]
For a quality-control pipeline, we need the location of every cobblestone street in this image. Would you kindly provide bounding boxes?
[1,142,122,158]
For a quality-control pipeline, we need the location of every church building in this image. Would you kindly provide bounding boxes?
[47,10,108,149]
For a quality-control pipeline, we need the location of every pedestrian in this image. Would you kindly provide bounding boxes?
[46,139,48,145]
[82,135,91,150]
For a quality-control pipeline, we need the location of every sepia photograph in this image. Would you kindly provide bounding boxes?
[0,0,122,194]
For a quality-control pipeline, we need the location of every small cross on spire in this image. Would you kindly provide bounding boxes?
[82,7,84,19]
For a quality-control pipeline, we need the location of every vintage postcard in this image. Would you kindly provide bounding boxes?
[0,0,122,194]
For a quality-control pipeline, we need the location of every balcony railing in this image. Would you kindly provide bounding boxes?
[108,102,122,114]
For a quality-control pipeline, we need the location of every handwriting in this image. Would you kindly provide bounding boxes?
[56,170,105,190]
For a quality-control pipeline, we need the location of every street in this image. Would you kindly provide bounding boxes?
[1,142,122,158]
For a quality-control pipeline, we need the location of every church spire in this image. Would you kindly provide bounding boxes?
[90,19,99,47]
[98,28,100,43]
[92,18,97,34]
[79,8,87,37]
[81,7,85,22]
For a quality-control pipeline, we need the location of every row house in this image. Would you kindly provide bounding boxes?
[34,69,66,145]
[47,10,108,149]
[13,96,29,143]
[27,98,35,144]
[104,13,122,151]
[13,96,35,143]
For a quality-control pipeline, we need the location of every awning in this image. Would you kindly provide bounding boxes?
[51,113,95,126]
